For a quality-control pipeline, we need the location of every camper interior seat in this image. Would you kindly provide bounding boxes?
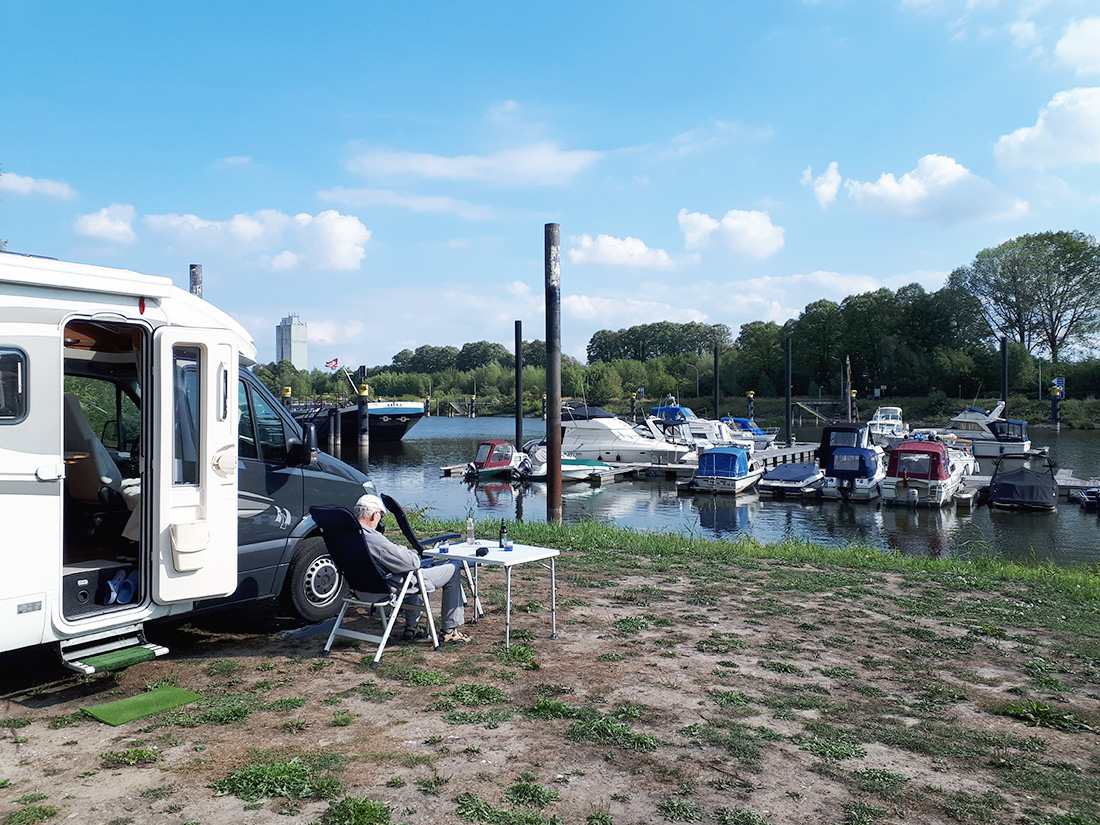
[63,393,133,551]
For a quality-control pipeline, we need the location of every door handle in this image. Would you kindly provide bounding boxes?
[211,446,237,476]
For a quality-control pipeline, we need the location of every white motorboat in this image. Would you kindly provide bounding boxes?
[881,439,976,507]
[678,445,764,495]
[867,406,909,449]
[816,422,888,502]
[721,417,779,451]
[561,405,695,464]
[913,402,1031,458]
[517,438,614,482]
[758,463,824,498]
[650,405,755,452]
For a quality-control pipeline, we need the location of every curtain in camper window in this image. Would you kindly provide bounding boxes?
[174,346,201,484]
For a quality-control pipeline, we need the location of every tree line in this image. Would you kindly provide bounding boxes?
[256,230,1100,410]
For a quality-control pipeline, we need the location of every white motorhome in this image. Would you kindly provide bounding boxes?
[0,252,372,673]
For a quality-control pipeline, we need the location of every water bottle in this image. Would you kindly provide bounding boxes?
[466,517,475,545]
[498,518,507,548]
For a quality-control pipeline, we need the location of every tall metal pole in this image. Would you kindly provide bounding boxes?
[1001,336,1008,405]
[785,336,793,446]
[514,320,523,449]
[189,264,202,297]
[712,346,719,419]
[545,224,563,523]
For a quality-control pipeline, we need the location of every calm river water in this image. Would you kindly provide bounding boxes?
[356,416,1100,568]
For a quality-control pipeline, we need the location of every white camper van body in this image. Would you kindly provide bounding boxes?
[0,252,251,669]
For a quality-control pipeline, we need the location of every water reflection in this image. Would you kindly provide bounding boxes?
[357,415,1100,567]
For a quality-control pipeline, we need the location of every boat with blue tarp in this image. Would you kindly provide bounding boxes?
[678,445,763,495]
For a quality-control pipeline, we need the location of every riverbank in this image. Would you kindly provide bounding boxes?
[2,524,1098,824]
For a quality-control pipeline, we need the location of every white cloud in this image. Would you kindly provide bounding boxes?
[668,120,772,156]
[145,208,370,271]
[678,208,786,258]
[307,319,365,347]
[214,155,253,168]
[0,171,77,199]
[562,294,707,325]
[318,186,496,220]
[73,204,137,244]
[801,162,842,208]
[995,87,1100,170]
[567,234,680,269]
[844,154,1027,222]
[1055,18,1100,75]
[346,141,603,186]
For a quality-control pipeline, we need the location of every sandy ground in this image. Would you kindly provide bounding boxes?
[2,557,1099,825]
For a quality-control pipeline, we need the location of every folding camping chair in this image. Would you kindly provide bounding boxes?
[309,505,441,666]
[380,493,484,621]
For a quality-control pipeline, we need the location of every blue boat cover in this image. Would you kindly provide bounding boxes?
[697,446,752,479]
[725,417,766,436]
[826,447,879,480]
[988,419,1028,442]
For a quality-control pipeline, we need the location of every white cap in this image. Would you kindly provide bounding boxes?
[355,493,386,514]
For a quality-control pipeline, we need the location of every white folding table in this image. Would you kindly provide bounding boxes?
[423,540,559,649]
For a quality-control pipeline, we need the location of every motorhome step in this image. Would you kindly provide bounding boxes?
[59,624,168,674]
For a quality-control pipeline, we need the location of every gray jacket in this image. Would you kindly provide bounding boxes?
[361,526,436,590]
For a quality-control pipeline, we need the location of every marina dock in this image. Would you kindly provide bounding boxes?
[443,442,1099,500]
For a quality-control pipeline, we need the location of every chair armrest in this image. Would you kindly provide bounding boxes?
[424,532,461,548]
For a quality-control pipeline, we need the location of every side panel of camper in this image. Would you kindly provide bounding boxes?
[0,322,63,652]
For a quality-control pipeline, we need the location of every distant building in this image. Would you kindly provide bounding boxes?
[275,314,308,371]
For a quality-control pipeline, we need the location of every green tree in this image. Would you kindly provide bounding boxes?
[456,340,513,371]
[1026,230,1100,362]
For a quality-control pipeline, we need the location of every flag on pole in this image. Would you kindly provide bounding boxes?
[325,358,338,369]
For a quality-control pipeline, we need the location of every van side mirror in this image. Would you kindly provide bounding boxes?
[286,423,318,467]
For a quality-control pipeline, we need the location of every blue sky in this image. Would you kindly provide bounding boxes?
[2,1,1099,368]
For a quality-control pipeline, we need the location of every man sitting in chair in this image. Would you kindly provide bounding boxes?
[353,494,471,643]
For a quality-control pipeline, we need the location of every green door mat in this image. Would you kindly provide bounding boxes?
[82,685,202,726]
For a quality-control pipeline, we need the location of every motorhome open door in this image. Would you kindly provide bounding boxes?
[152,327,239,603]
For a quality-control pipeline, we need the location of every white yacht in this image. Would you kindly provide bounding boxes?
[867,406,909,449]
[649,405,755,452]
[913,402,1032,458]
[561,405,695,464]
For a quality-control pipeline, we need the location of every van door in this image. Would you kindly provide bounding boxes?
[152,328,238,603]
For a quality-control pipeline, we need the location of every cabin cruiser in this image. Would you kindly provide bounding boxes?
[816,422,888,502]
[561,405,695,464]
[464,440,524,480]
[913,402,1031,458]
[650,406,755,452]
[867,406,909,449]
[881,439,976,507]
[678,445,763,495]
[517,438,614,482]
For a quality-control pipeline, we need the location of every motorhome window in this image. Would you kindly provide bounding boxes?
[174,346,201,484]
[0,349,28,423]
[238,380,258,459]
[248,387,288,463]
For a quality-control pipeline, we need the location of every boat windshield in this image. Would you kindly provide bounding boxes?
[489,443,513,463]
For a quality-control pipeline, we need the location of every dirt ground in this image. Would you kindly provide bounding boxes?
[2,556,1099,825]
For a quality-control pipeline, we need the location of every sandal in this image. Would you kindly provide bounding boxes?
[402,626,428,641]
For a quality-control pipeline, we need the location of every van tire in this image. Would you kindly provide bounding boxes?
[283,537,347,623]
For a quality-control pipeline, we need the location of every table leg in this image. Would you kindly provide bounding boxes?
[505,566,512,650]
[459,560,485,621]
[550,557,557,640]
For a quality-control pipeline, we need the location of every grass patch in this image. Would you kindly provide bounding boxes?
[100,747,162,767]
[994,700,1093,733]
[504,780,560,808]
[210,756,345,802]
[1,807,60,825]
[316,795,392,824]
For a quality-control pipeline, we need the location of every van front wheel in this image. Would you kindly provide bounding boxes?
[283,537,347,623]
